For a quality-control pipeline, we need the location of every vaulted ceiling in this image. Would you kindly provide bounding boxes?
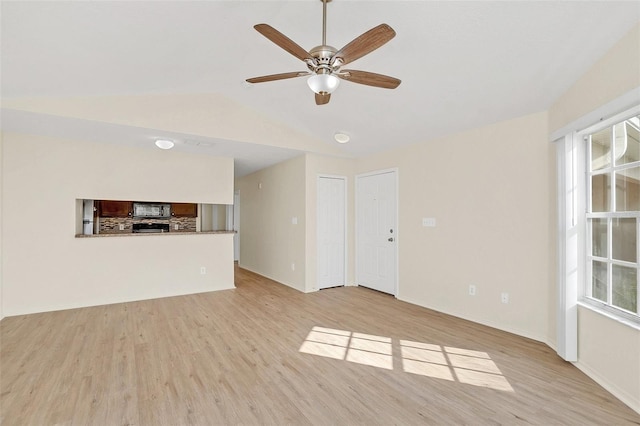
[2,1,638,176]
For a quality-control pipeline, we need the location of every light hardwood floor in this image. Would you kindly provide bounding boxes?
[1,265,639,425]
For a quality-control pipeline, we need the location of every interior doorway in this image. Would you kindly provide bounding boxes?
[356,169,398,295]
[317,175,347,289]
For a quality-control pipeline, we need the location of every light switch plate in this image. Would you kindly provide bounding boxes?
[422,217,436,227]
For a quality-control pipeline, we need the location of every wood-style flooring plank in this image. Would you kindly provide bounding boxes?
[1,265,639,425]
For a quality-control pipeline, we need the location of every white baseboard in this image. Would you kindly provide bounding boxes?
[395,295,548,344]
[237,264,305,293]
[574,361,640,415]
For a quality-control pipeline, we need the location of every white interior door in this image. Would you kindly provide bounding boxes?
[317,176,346,289]
[356,170,397,295]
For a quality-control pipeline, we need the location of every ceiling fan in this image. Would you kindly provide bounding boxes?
[246,0,401,106]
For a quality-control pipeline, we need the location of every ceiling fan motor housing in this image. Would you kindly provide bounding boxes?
[309,45,339,74]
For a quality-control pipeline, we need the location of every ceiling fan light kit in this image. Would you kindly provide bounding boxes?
[246,0,401,105]
[307,73,340,94]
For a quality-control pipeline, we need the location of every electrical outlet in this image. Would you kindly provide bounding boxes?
[200,267,206,275]
[119,224,125,231]
[469,285,476,296]
[501,292,509,304]
[174,224,179,230]
[291,263,295,271]
[292,217,298,225]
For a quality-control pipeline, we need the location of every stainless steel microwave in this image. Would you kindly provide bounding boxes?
[132,202,171,219]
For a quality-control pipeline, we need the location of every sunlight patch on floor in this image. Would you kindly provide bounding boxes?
[300,326,514,392]
[299,327,393,369]
[347,332,393,369]
[401,340,514,392]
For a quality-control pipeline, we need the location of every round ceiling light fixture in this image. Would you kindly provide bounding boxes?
[155,139,174,150]
[334,132,350,144]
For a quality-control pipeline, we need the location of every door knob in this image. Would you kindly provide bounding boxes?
[388,237,394,242]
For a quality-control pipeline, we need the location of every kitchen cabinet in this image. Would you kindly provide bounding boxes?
[98,200,132,217]
[171,203,197,217]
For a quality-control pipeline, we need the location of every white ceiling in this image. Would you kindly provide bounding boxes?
[2,1,639,176]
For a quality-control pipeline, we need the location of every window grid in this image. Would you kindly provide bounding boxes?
[585,115,640,320]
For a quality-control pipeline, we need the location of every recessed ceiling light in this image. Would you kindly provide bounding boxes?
[334,132,350,144]
[155,139,174,150]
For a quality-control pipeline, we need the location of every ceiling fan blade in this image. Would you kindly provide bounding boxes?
[332,24,396,66]
[315,93,331,105]
[246,71,310,84]
[339,70,401,89]
[254,24,314,62]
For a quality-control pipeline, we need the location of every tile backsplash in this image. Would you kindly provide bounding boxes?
[99,217,196,234]
[99,217,133,234]
[170,217,197,232]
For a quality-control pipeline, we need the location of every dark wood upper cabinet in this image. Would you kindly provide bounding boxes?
[171,203,197,218]
[98,200,132,218]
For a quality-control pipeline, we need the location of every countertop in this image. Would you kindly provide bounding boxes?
[75,230,235,238]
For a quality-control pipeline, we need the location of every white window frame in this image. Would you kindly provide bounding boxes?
[580,110,640,323]
[555,93,640,362]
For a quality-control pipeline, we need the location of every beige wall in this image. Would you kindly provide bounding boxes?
[1,133,235,316]
[356,111,554,343]
[214,205,228,230]
[548,22,640,414]
[0,133,3,320]
[200,204,213,232]
[200,204,228,232]
[236,155,307,292]
[577,308,640,411]
[549,23,640,134]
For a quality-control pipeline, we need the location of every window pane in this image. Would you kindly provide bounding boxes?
[591,128,611,171]
[615,168,640,212]
[591,174,611,212]
[591,261,608,302]
[612,265,638,313]
[612,218,637,263]
[616,120,639,166]
[591,218,608,258]
[585,112,640,320]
